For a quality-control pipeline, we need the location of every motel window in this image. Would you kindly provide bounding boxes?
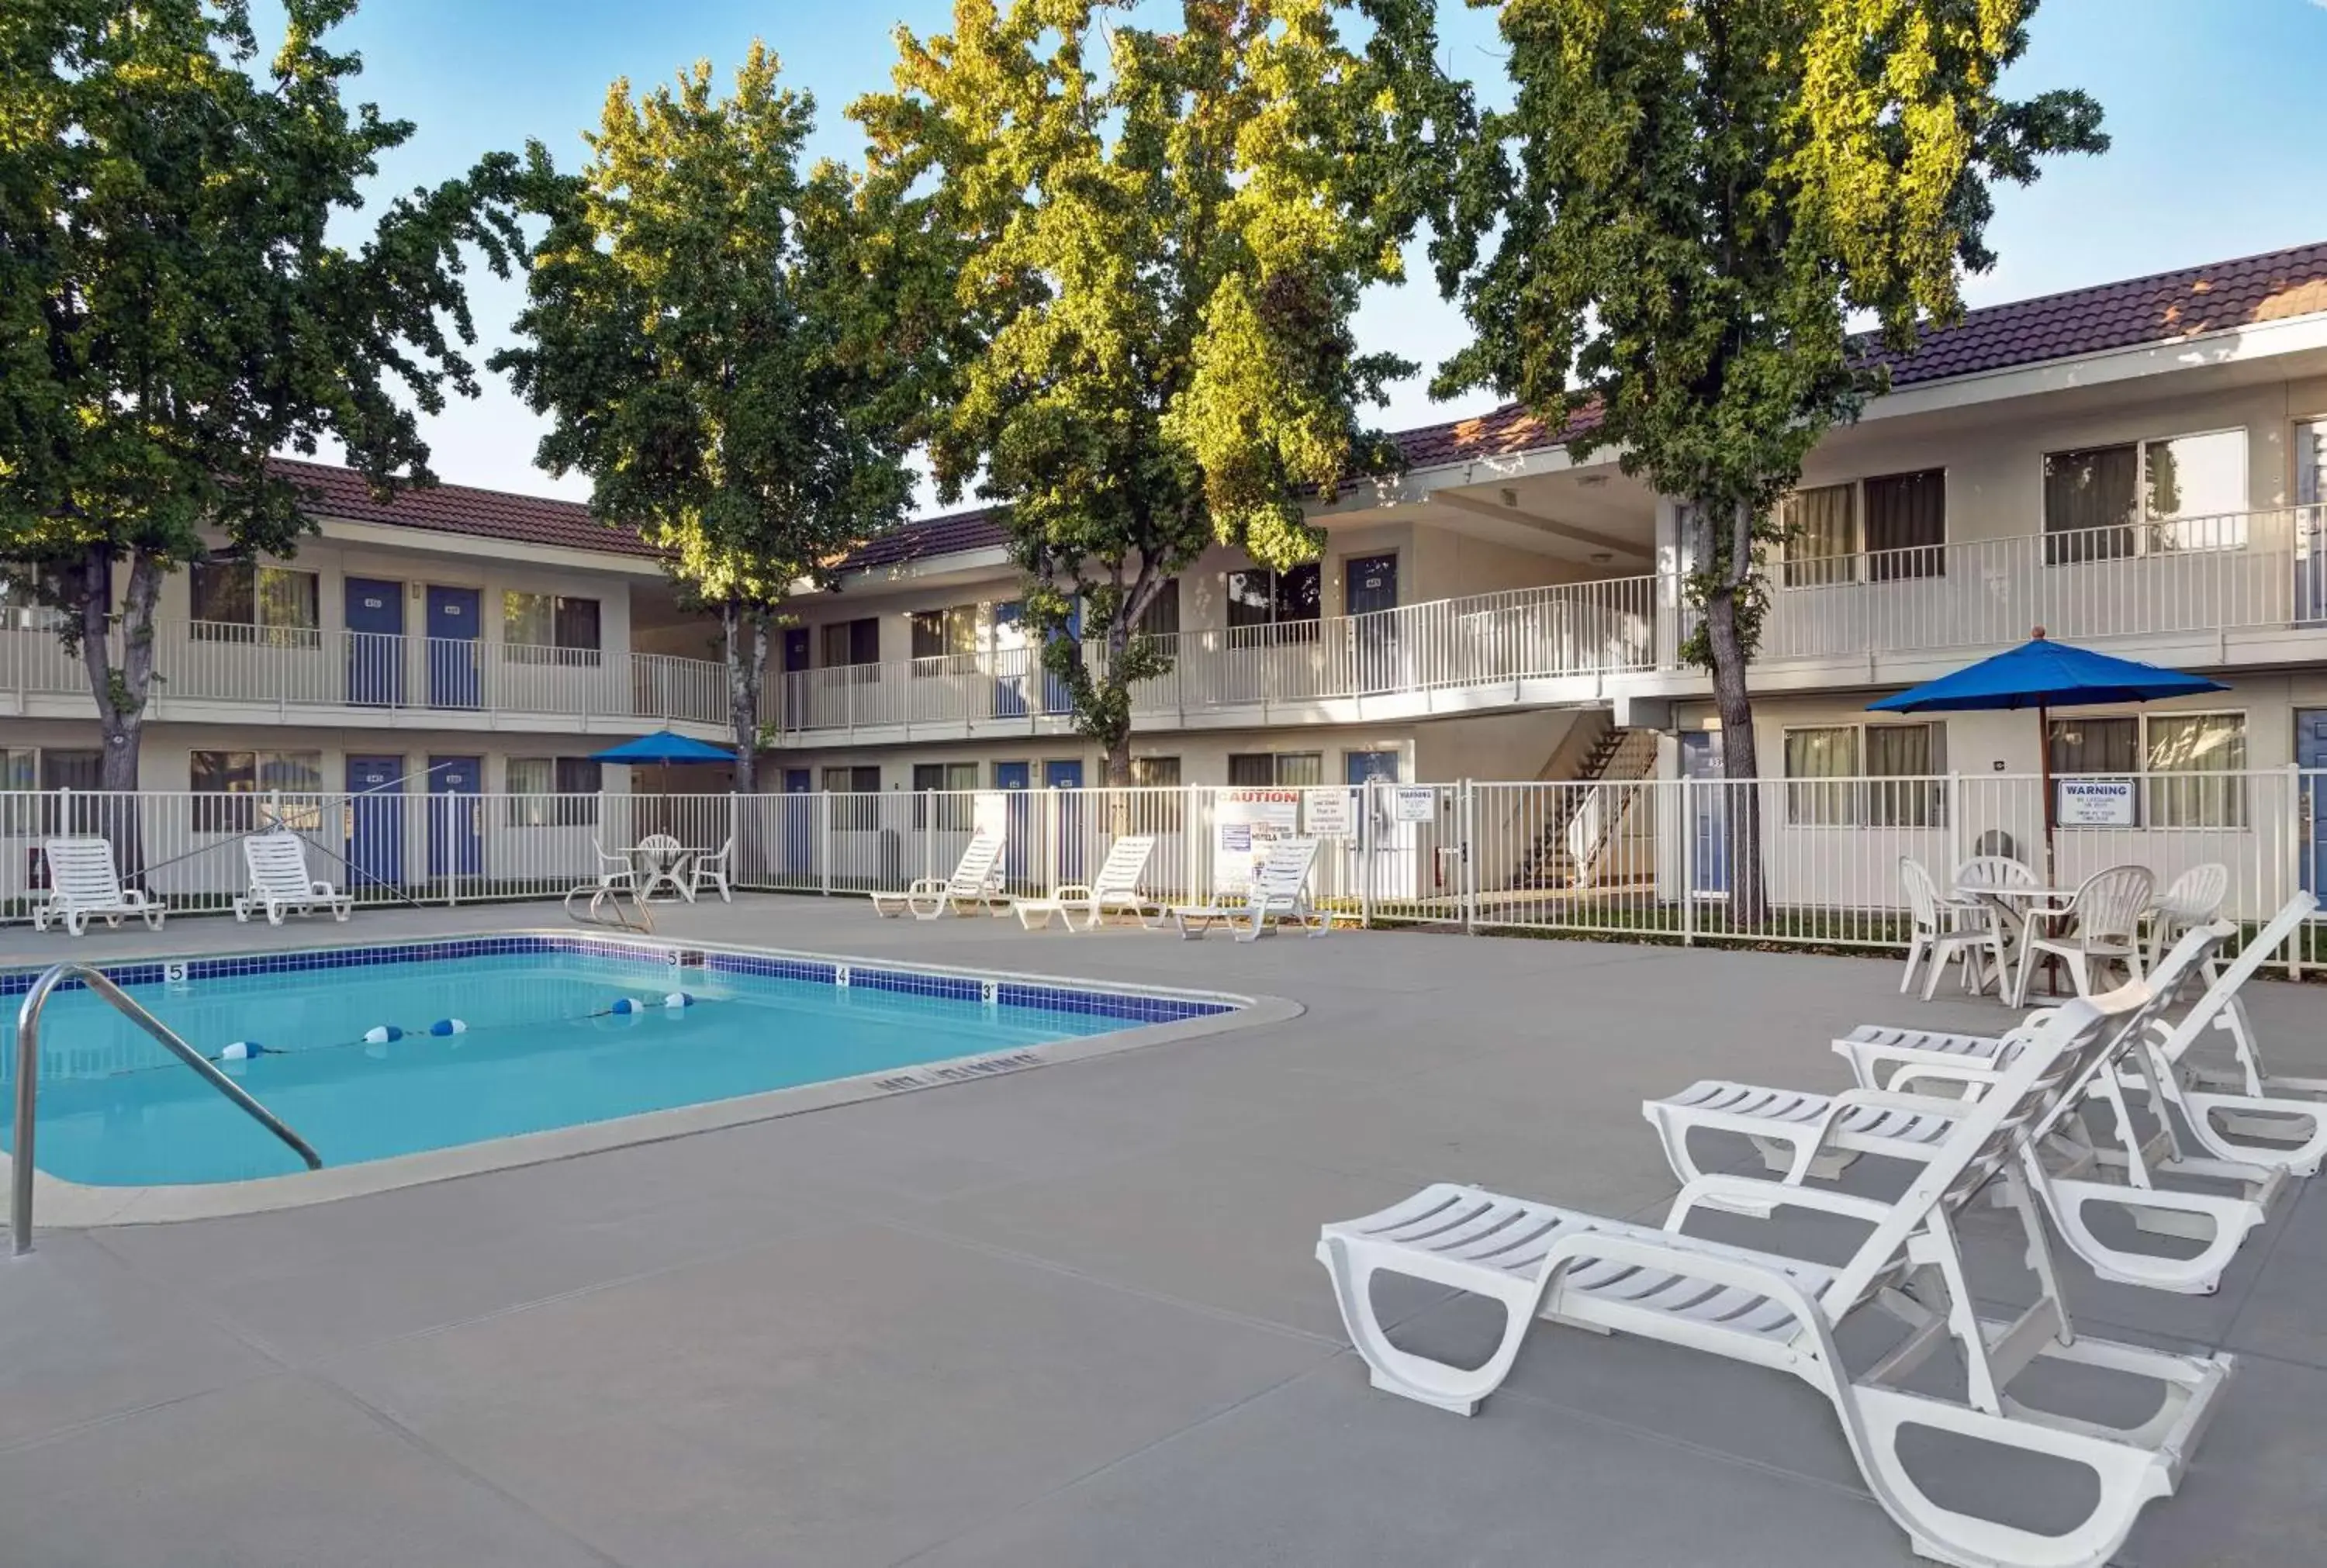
[1133,579,1181,641]
[911,761,980,830]
[0,748,35,835]
[507,757,601,827]
[502,592,602,665]
[189,562,320,647]
[190,750,323,834]
[823,765,882,831]
[2046,712,2246,828]
[1777,471,1946,587]
[821,618,881,675]
[2043,431,2246,564]
[1128,756,1184,831]
[1783,724,1945,827]
[909,606,979,665]
[1226,563,1321,642]
[1227,752,1322,789]
[2147,713,2248,829]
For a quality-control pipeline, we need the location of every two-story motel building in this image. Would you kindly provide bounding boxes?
[9,240,2327,855]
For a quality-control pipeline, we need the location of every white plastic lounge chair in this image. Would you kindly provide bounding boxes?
[870,834,1005,920]
[1645,927,2271,1295]
[1898,858,2007,1000]
[1319,986,2235,1568]
[1015,835,1160,931]
[1837,894,2327,1183]
[1172,838,1334,941]
[233,831,353,925]
[689,836,734,903]
[2145,862,2228,978]
[33,837,164,935]
[2018,863,2152,1004]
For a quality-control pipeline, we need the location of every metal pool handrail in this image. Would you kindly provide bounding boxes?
[12,962,323,1255]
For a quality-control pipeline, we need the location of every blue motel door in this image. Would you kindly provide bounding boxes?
[344,579,405,705]
[426,586,482,709]
[345,755,404,891]
[2301,712,2327,895]
[1681,730,1728,896]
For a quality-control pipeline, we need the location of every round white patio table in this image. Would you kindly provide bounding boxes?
[1956,881,2083,1007]
[631,834,696,903]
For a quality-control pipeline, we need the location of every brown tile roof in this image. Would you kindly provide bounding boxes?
[271,240,2327,567]
[268,458,661,560]
[1872,239,2327,388]
[833,506,1007,572]
[1402,238,2327,469]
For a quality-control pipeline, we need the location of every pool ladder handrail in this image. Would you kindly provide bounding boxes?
[12,962,323,1256]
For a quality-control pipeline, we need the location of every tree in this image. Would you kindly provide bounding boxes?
[1432,0,2104,920]
[498,46,922,793]
[852,0,1468,783]
[0,0,523,792]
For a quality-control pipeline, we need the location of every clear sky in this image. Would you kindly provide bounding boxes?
[289,0,2327,507]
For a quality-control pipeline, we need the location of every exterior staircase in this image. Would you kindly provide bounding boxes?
[1509,722,1658,890]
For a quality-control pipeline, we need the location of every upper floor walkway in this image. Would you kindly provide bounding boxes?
[0,615,730,736]
[767,509,2327,744]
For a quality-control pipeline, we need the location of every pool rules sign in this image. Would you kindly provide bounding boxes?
[1213,789,1301,891]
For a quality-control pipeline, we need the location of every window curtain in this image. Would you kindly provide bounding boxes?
[1865,724,1943,827]
[1864,471,1946,580]
[2148,714,2247,828]
[1780,485,1857,587]
[1785,727,1858,825]
[2043,446,2138,563]
[2046,716,2139,775]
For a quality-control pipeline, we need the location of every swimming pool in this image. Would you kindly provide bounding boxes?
[2,935,1246,1191]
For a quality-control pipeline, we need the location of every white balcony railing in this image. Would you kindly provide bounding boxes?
[1756,513,2305,663]
[773,575,1660,734]
[0,618,728,728]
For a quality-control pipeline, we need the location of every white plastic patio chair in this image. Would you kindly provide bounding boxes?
[1172,838,1335,941]
[233,831,353,925]
[1644,925,2276,1296]
[1955,854,2037,893]
[1319,986,2232,1568]
[33,837,164,935]
[688,836,735,903]
[635,832,690,903]
[588,840,641,897]
[1898,858,2007,1000]
[2018,863,2153,1004]
[870,834,1005,920]
[2145,862,2228,978]
[1015,835,1160,931]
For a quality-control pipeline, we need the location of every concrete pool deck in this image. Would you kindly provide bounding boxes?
[3,896,2325,1566]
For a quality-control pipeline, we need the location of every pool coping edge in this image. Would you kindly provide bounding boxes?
[5,927,1300,1228]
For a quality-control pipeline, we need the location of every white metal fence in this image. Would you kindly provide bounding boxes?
[5,773,2321,972]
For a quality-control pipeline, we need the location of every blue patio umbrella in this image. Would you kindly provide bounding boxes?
[1867,630,2226,876]
[588,730,737,765]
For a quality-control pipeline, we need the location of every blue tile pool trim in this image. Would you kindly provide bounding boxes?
[0,934,1241,1025]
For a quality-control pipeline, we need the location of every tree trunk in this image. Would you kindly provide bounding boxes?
[724,603,766,795]
[1101,620,1133,787]
[1702,501,1768,927]
[74,547,158,885]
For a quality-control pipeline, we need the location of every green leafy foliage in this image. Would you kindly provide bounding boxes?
[1432,0,2104,914]
[0,0,523,787]
[496,45,924,787]
[852,0,1468,780]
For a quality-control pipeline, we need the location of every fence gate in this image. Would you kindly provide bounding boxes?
[1346,780,1468,927]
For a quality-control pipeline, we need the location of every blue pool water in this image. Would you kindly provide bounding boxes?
[1,941,1229,1186]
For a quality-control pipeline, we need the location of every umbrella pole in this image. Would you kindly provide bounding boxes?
[2038,702,2056,883]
